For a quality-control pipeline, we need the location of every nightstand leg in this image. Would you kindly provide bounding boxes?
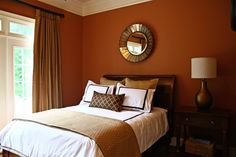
[176,123,181,152]
[222,130,228,157]
[183,125,188,141]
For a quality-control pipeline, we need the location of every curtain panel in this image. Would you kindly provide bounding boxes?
[33,9,62,112]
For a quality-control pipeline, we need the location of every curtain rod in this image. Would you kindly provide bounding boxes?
[15,0,64,18]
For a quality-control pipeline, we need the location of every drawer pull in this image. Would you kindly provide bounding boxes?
[210,120,215,125]
[185,117,189,121]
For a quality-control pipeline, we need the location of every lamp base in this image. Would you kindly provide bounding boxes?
[195,79,213,112]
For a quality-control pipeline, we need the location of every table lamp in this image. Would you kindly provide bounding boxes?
[191,57,217,111]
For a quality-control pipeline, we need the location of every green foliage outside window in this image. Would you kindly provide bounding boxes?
[14,47,33,100]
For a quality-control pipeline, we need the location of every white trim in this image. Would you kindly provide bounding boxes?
[0,17,7,36]
[0,10,35,40]
[38,0,152,16]
[38,0,83,16]
[83,0,152,16]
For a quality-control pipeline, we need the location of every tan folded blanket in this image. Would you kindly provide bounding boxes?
[14,109,141,157]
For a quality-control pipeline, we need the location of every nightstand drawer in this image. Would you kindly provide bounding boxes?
[178,113,228,130]
[175,107,229,157]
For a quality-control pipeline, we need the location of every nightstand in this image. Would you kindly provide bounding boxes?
[175,106,229,157]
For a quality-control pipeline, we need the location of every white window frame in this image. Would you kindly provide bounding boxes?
[0,10,35,38]
[8,18,35,38]
[0,10,35,129]
[0,16,7,36]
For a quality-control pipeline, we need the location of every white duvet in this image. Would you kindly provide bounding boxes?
[0,102,168,157]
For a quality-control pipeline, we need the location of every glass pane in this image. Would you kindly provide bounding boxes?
[14,46,33,113]
[10,21,34,36]
[14,47,23,64]
[14,65,23,81]
[15,81,23,97]
[23,48,33,65]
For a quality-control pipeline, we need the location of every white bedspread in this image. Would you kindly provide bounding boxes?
[0,102,168,157]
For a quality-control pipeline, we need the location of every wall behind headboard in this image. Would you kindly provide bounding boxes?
[82,0,236,145]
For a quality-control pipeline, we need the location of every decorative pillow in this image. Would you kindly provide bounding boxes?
[125,78,159,89]
[100,77,125,85]
[116,83,155,112]
[82,80,114,102]
[89,91,125,112]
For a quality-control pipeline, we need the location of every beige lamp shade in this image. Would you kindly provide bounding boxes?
[191,57,217,79]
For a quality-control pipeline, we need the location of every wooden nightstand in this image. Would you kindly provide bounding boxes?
[175,106,229,157]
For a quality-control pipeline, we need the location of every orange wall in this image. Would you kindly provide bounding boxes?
[82,0,236,144]
[0,0,83,106]
[82,0,236,113]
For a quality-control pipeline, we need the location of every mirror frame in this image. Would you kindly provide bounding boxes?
[119,23,154,62]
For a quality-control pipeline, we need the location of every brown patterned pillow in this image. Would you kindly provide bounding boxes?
[89,91,125,112]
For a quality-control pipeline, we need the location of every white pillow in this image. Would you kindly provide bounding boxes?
[116,83,155,112]
[83,80,114,102]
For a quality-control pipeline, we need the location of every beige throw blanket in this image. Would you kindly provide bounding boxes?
[14,109,141,157]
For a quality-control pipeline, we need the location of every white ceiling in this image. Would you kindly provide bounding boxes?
[38,0,152,16]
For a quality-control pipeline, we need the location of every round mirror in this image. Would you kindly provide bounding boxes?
[119,24,153,62]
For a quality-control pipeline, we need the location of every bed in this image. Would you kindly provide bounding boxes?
[0,75,176,157]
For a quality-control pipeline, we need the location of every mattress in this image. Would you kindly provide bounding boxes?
[0,101,168,157]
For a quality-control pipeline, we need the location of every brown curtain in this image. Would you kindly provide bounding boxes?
[32,9,62,112]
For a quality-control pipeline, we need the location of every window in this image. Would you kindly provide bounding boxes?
[14,46,33,115]
[0,10,35,129]
[9,21,34,37]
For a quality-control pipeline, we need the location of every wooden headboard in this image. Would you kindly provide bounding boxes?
[103,75,176,133]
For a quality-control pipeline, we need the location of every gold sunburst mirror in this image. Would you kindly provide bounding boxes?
[119,23,154,62]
